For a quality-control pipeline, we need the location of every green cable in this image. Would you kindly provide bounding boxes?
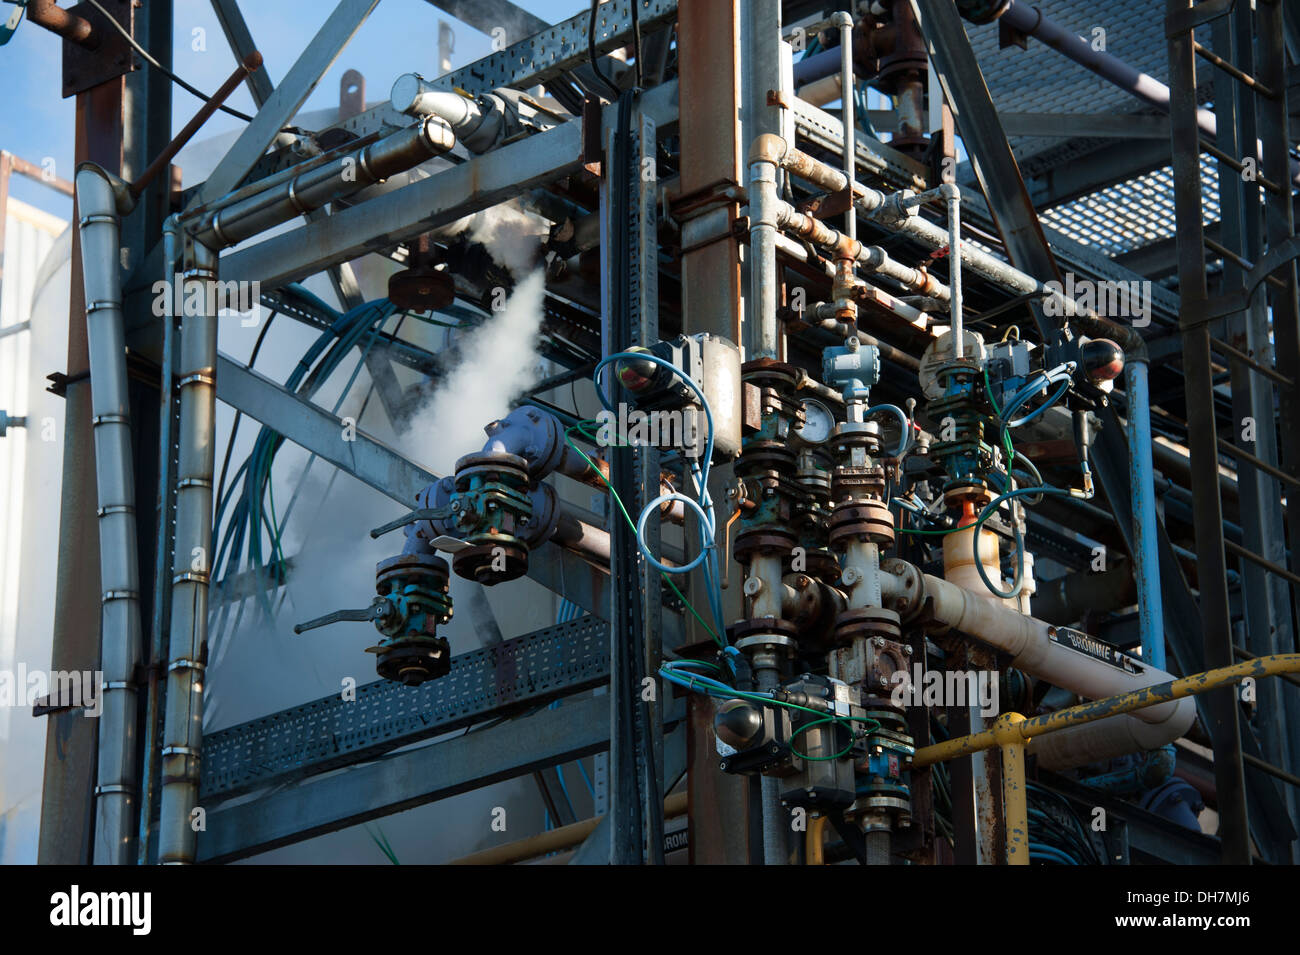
[787,716,860,762]
[564,423,725,647]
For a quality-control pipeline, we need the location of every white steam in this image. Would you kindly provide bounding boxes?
[402,270,548,476]
[436,200,549,280]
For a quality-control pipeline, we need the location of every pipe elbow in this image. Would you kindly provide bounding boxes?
[749,133,789,166]
[75,162,134,216]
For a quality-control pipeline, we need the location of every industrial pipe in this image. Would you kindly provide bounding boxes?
[1126,360,1165,669]
[27,0,97,48]
[187,117,456,248]
[881,561,1195,768]
[450,791,689,865]
[833,11,857,243]
[75,163,143,865]
[390,73,509,153]
[158,237,221,864]
[749,148,783,358]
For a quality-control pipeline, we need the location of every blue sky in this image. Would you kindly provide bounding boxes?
[0,0,588,219]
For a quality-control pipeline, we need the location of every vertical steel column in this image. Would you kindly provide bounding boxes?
[631,108,666,863]
[137,218,182,864]
[157,240,220,864]
[604,94,648,865]
[1165,0,1250,864]
[679,0,752,865]
[1255,0,1300,858]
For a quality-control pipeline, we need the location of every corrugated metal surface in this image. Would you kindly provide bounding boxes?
[0,196,70,865]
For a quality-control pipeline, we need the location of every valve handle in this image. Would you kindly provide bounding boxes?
[293,597,391,634]
[369,505,453,539]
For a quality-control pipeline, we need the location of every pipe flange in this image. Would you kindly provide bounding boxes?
[880,558,923,617]
[827,500,895,548]
[832,606,902,644]
[452,541,528,585]
[376,552,450,592]
[733,527,799,564]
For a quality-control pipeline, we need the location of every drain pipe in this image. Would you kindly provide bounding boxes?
[75,164,143,865]
[157,240,221,864]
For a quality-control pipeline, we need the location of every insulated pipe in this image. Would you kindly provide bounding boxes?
[882,565,1195,767]
[942,184,963,358]
[749,154,783,358]
[188,117,456,248]
[75,164,143,865]
[833,11,857,242]
[774,202,951,302]
[158,240,221,865]
[390,73,506,153]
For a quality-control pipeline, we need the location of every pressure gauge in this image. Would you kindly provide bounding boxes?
[794,397,834,446]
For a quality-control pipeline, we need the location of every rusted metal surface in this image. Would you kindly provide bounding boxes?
[59,0,137,98]
[914,653,1300,768]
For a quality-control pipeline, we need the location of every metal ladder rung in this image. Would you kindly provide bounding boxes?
[1243,752,1300,790]
[1208,336,1293,388]
[1224,539,1300,587]
[1192,40,1277,99]
[1215,436,1300,489]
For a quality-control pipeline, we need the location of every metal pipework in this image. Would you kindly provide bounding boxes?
[158,239,221,865]
[75,163,143,865]
[833,11,857,242]
[748,151,783,358]
[187,117,456,248]
[881,561,1195,768]
[1126,360,1165,670]
[752,135,1140,346]
[27,0,97,47]
[774,201,951,302]
[390,73,510,153]
[942,183,963,358]
[918,654,1300,767]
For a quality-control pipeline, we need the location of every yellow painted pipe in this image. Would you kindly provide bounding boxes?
[806,813,829,866]
[997,714,1029,866]
[915,653,1300,768]
[449,791,689,865]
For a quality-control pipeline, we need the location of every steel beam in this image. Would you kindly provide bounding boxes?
[197,693,610,862]
[209,0,275,106]
[192,0,379,206]
[215,353,433,504]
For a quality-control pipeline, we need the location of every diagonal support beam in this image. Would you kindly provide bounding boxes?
[209,0,275,106]
[191,0,379,207]
[215,352,433,504]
